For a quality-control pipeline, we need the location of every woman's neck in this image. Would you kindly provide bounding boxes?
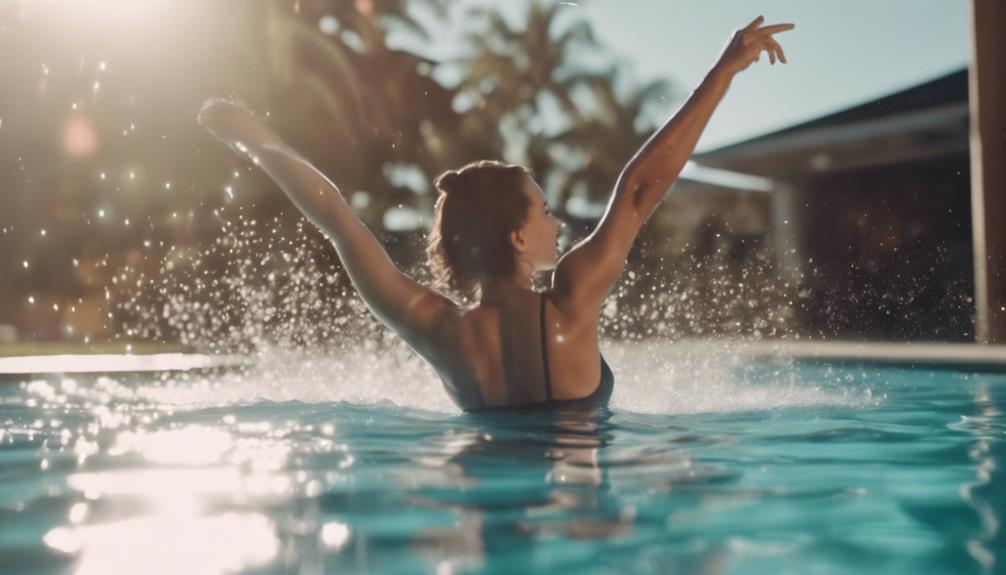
[480,274,535,304]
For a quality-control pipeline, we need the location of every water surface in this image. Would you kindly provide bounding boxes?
[0,348,1002,574]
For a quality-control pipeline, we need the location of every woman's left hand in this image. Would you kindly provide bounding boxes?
[715,16,795,76]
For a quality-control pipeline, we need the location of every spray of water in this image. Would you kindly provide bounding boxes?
[107,211,867,414]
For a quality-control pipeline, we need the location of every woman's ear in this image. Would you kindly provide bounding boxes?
[510,228,528,254]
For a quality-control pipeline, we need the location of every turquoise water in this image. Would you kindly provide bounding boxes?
[0,357,1003,574]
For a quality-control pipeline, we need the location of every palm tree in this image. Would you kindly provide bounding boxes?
[457,3,673,221]
[552,68,672,211]
[458,1,600,137]
[261,0,463,226]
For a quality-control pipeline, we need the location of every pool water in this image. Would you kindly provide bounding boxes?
[0,349,1003,574]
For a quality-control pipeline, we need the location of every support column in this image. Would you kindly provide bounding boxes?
[771,183,803,285]
[969,0,1006,343]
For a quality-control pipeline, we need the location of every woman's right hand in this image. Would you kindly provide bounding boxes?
[198,99,279,152]
[715,16,795,76]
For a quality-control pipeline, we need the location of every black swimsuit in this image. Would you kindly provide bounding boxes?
[472,295,614,411]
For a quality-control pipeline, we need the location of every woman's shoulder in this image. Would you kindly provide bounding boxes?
[430,301,496,352]
[543,287,599,331]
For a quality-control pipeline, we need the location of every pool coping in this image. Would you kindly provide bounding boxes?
[0,341,1005,375]
[0,353,246,375]
[662,340,1006,373]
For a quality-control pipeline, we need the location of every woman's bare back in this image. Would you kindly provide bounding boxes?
[433,290,605,410]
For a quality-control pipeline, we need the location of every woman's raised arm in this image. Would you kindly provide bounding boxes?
[197,100,454,359]
[552,16,794,309]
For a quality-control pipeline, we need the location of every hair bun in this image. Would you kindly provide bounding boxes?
[434,170,462,195]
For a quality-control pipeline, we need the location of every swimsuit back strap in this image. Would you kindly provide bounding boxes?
[540,295,553,401]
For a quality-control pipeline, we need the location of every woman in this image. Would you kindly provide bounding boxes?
[198,16,794,411]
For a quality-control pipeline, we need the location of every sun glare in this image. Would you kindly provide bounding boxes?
[46,0,173,33]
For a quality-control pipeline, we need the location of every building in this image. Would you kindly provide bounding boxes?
[685,68,974,340]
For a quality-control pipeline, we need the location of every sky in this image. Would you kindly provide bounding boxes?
[414,0,971,152]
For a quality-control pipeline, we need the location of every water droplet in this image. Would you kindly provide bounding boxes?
[99,172,106,180]
[320,522,350,549]
[22,260,29,269]
[98,61,107,72]
[40,229,46,236]
[164,181,172,190]
[69,503,88,524]
[319,15,339,35]
[27,296,35,304]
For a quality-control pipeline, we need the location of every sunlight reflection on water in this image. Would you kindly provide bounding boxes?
[42,423,295,575]
[44,512,278,575]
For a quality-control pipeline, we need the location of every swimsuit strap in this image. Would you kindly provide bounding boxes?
[540,294,553,401]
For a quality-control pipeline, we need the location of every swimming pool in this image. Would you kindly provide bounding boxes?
[0,345,1003,574]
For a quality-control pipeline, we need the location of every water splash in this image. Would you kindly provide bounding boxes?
[606,341,873,414]
[106,212,864,415]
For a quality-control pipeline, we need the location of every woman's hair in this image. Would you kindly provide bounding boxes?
[427,160,533,302]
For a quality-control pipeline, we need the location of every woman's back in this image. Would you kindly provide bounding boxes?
[434,288,608,410]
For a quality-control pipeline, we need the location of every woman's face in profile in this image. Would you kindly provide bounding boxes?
[517,177,564,272]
